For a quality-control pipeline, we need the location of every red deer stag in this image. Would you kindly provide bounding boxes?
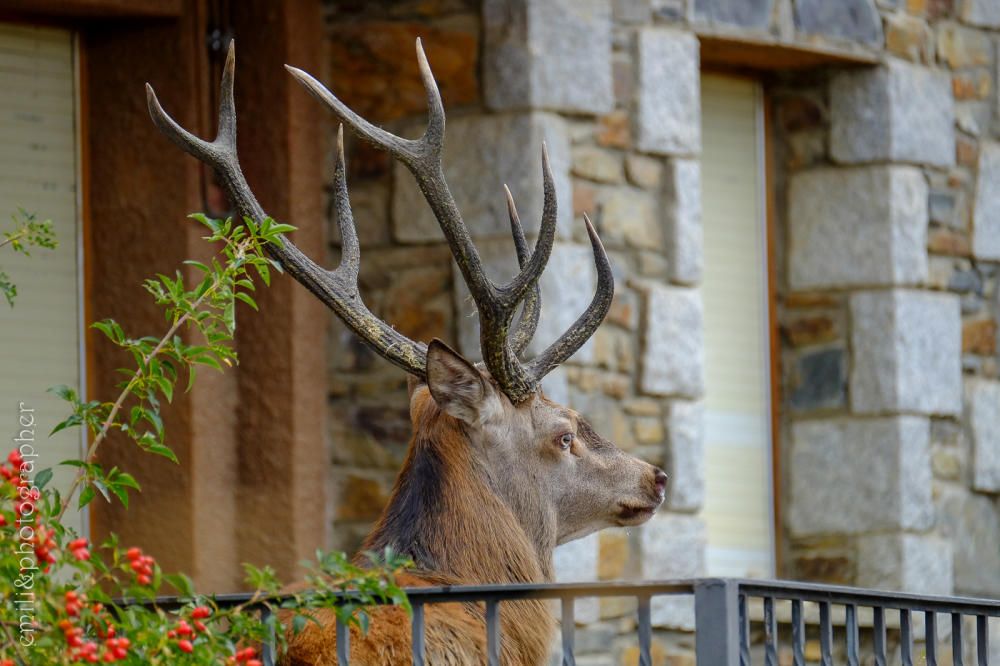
[146,40,667,666]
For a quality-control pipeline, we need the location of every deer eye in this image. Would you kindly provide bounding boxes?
[558,433,574,450]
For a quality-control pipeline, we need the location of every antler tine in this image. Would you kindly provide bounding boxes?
[285,39,496,308]
[147,41,429,378]
[525,213,614,380]
[504,185,540,357]
[496,143,557,308]
[332,125,360,284]
[288,38,558,399]
[284,65,422,168]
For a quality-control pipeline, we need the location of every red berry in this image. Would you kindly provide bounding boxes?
[177,639,194,653]
[191,605,211,619]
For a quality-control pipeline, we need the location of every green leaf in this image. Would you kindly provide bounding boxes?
[108,482,130,508]
[79,485,96,509]
[163,573,195,597]
[92,479,111,503]
[234,291,258,311]
[183,260,210,273]
[254,262,271,287]
[115,472,141,491]
[48,384,78,402]
[34,467,53,489]
[268,223,297,235]
[145,442,179,464]
[50,413,83,436]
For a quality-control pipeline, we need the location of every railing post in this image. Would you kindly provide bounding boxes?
[695,579,740,666]
[260,605,275,666]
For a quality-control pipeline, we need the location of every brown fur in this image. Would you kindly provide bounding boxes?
[279,347,665,665]
[279,390,554,665]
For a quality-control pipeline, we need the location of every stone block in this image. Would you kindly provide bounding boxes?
[636,29,700,156]
[664,159,702,285]
[856,534,953,595]
[554,532,600,623]
[966,378,1000,492]
[850,290,962,416]
[830,60,954,167]
[613,0,651,23]
[794,0,883,46]
[788,166,928,289]
[885,13,934,63]
[483,0,613,114]
[392,112,571,242]
[625,154,663,189]
[787,417,933,536]
[936,485,1000,596]
[454,241,598,364]
[328,21,479,125]
[963,319,997,355]
[665,400,705,511]
[600,189,662,250]
[639,285,704,398]
[937,22,992,68]
[959,0,1000,28]
[571,146,624,183]
[692,0,773,29]
[787,347,847,412]
[972,142,1000,260]
[640,514,706,629]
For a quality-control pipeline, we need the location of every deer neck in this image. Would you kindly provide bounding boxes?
[362,415,556,585]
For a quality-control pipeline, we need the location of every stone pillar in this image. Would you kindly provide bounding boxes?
[479,0,710,635]
[783,57,961,596]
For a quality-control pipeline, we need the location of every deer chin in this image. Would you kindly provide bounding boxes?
[615,501,660,526]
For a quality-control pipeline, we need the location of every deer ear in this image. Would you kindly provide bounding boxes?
[426,339,495,425]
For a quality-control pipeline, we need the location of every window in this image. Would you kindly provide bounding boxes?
[0,24,85,532]
[700,73,774,577]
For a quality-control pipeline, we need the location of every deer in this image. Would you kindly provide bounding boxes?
[145,39,668,666]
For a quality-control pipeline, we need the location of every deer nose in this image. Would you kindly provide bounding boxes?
[653,468,668,499]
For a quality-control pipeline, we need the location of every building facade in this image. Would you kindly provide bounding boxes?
[318,0,1000,658]
[1,0,998,661]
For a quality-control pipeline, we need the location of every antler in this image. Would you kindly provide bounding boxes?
[146,43,430,375]
[147,39,612,403]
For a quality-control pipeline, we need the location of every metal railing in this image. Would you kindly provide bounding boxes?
[133,578,1000,665]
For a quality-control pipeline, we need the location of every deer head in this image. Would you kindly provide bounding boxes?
[145,41,667,585]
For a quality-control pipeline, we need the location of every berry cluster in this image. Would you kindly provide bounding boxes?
[68,537,91,562]
[58,592,132,663]
[1,449,24,482]
[125,547,155,586]
[30,524,58,568]
[227,646,263,666]
[166,606,214,655]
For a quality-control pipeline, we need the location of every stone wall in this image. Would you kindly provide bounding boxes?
[320,0,1000,661]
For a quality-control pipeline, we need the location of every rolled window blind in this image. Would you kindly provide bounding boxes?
[700,74,774,578]
[0,24,84,533]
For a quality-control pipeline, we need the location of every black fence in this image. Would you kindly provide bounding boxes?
[134,578,1000,665]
